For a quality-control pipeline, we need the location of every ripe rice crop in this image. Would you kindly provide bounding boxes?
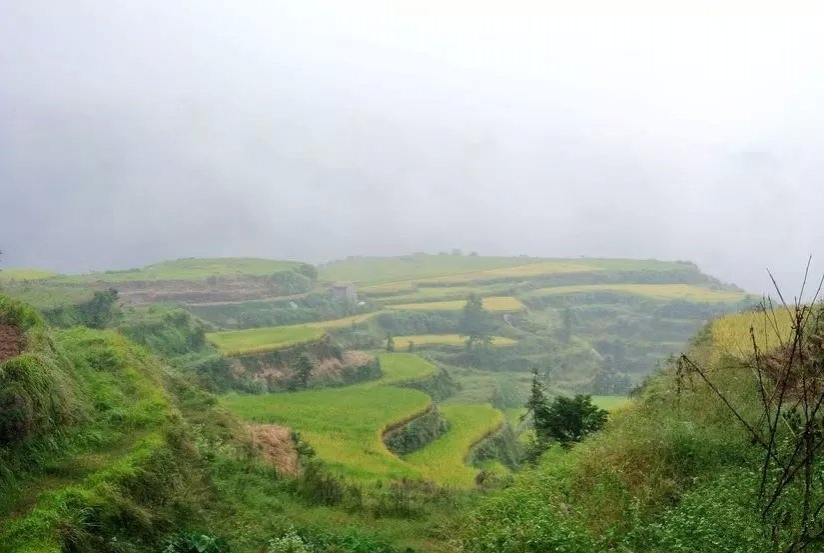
[207,326,325,356]
[525,284,748,302]
[387,296,524,312]
[223,353,438,481]
[405,403,504,487]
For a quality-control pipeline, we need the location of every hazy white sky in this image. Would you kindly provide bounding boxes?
[2,1,824,292]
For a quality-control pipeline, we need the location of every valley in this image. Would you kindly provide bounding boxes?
[0,253,776,552]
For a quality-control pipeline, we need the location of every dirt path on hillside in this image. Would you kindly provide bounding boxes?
[0,324,25,363]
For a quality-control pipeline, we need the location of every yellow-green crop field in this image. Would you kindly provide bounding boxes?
[59,257,303,283]
[305,311,386,330]
[405,404,504,487]
[388,296,524,312]
[398,334,518,348]
[525,284,748,302]
[711,309,796,358]
[427,261,602,282]
[361,262,599,293]
[207,311,395,355]
[591,395,634,412]
[318,254,552,286]
[207,326,325,356]
[365,353,437,386]
[368,285,507,303]
[223,354,440,481]
[0,269,57,282]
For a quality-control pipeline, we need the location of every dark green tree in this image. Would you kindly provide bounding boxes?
[407,340,415,353]
[522,368,552,458]
[559,306,576,345]
[543,394,608,448]
[77,287,120,329]
[291,352,314,391]
[386,333,395,352]
[460,294,491,350]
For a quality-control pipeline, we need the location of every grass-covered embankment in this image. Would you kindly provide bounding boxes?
[0,296,209,553]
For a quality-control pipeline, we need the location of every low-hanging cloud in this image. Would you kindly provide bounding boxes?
[2,1,823,293]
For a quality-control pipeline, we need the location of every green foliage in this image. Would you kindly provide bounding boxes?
[0,319,210,553]
[118,307,208,358]
[43,288,121,329]
[163,532,231,553]
[290,352,315,391]
[267,528,311,553]
[385,333,395,352]
[460,294,492,350]
[542,394,608,448]
[188,293,356,330]
[384,407,448,456]
[401,367,461,402]
[267,269,314,295]
[223,354,435,482]
[469,423,521,471]
[375,311,460,336]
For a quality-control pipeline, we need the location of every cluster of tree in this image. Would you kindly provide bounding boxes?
[43,288,121,329]
[460,294,493,350]
[190,292,363,329]
[523,369,608,460]
[376,311,459,336]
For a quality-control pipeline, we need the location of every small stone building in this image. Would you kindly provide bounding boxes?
[330,282,358,303]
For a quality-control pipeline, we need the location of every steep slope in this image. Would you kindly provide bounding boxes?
[460,305,812,553]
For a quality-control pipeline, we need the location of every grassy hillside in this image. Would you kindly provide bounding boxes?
[0,296,467,553]
[0,296,210,553]
[319,254,550,286]
[0,269,57,282]
[60,257,303,283]
[1,257,313,309]
[459,305,814,553]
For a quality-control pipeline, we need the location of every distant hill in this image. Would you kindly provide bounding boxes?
[0,257,315,307]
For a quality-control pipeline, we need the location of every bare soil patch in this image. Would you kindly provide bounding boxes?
[0,324,25,364]
[247,423,299,476]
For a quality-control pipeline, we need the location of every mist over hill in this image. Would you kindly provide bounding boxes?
[3,4,824,292]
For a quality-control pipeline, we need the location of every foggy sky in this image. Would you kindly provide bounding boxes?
[2,2,824,294]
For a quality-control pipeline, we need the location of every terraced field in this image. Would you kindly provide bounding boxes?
[524,283,748,302]
[223,353,438,481]
[319,254,550,286]
[306,311,387,329]
[368,285,507,303]
[207,311,396,355]
[207,325,325,356]
[387,296,524,312]
[347,256,686,293]
[0,269,57,282]
[59,257,303,283]
[399,334,518,348]
[406,404,504,487]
